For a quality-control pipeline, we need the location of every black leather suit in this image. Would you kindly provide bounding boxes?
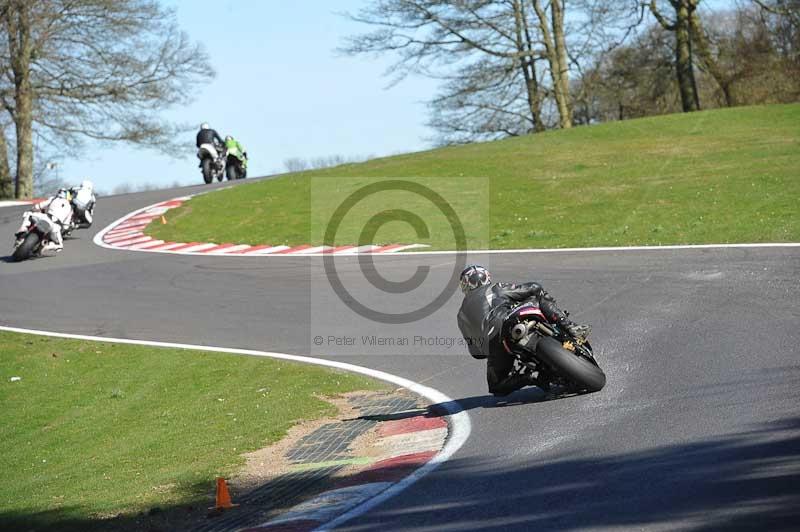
[196,128,224,148]
[457,282,572,396]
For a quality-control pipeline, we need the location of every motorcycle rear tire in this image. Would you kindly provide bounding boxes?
[535,336,606,392]
[202,158,213,184]
[12,232,40,262]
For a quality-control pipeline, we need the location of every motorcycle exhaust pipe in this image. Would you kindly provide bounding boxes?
[511,323,528,341]
[511,321,555,342]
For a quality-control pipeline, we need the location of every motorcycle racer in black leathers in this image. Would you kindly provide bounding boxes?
[196,122,224,148]
[457,265,591,396]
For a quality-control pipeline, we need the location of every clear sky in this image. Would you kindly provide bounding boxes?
[57,0,439,193]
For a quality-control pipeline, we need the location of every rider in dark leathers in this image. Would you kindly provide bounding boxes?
[196,123,224,148]
[457,265,590,396]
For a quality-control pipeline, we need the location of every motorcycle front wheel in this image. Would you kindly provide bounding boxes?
[535,336,606,392]
[12,232,40,262]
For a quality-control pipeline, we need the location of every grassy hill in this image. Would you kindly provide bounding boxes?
[148,104,800,249]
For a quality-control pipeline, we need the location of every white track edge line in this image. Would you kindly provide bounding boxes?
[93,199,171,250]
[0,324,471,530]
[94,196,800,257]
[376,242,800,255]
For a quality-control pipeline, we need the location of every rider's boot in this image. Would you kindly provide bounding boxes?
[42,241,63,253]
[490,374,537,397]
[563,321,591,341]
[535,376,551,394]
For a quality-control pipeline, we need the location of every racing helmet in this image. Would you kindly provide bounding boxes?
[225,135,233,142]
[46,197,73,225]
[200,123,210,130]
[459,264,491,294]
[80,179,93,192]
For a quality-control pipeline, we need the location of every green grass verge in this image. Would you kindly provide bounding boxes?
[147,104,800,249]
[0,331,383,530]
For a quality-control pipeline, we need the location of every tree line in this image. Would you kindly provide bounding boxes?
[1,1,795,198]
[0,0,211,199]
[342,0,799,144]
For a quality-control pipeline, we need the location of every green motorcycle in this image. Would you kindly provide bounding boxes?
[224,137,248,180]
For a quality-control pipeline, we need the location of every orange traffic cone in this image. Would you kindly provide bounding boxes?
[210,477,238,511]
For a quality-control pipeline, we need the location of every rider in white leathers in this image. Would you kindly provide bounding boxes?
[68,180,96,228]
[15,195,74,252]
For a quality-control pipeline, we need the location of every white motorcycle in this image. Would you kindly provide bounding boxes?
[62,184,95,238]
[13,213,56,261]
[198,141,226,184]
[12,197,72,261]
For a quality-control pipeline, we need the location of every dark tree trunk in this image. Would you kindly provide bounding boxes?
[721,83,734,107]
[14,79,34,200]
[551,0,573,127]
[690,12,734,107]
[675,3,699,112]
[7,1,35,199]
[0,129,12,199]
[532,0,573,129]
[650,0,700,113]
[515,0,545,132]
[522,61,545,132]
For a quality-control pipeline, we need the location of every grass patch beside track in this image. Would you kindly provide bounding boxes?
[147,104,800,249]
[0,331,383,530]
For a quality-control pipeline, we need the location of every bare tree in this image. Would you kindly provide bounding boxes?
[0,0,212,198]
[425,0,550,143]
[342,0,555,142]
[112,182,133,195]
[689,8,736,106]
[576,0,799,120]
[578,23,678,122]
[648,0,702,112]
[531,0,573,127]
[33,162,69,197]
[283,157,309,173]
[2,0,35,198]
[753,0,800,22]
[752,0,799,67]
[343,1,647,143]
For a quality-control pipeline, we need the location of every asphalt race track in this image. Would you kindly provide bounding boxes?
[2,180,799,531]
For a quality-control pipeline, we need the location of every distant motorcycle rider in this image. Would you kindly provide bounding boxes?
[68,179,96,228]
[196,122,224,149]
[457,265,591,396]
[224,135,247,160]
[224,135,247,178]
[14,195,74,252]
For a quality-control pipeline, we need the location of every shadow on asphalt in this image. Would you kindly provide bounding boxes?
[4,417,799,532]
[353,386,585,423]
[340,415,800,531]
[1,255,43,263]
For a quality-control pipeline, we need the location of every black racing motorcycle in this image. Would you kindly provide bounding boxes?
[502,302,606,393]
